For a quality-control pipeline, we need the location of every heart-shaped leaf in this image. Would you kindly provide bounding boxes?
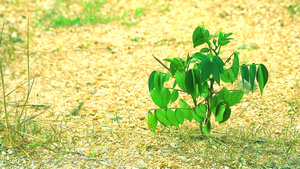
[199,57,212,81]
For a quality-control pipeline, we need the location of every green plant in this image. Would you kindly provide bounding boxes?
[134,8,146,18]
[35,0,128,29]
[287,4,300,17]
[159,5,170,13]
[121,22,139,27]
[148,26,269,136]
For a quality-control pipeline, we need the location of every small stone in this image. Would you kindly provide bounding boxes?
[5,70,10,75]
[112,48,119,53]
[11,32,17,38]
[184,146,190,151]
[89,111,96,116]
[89,88,96,94]
[35,32,41,37]
[275,130,282,134]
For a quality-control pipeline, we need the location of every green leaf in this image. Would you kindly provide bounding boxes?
[212,56,224,85]
[155,109,171,127]
[195,103,207,118]
[192,52,207,61]
[148,71,157,92]
[172,80,177,88]
[185,69,201,98]
[212,62,221,85]
[200,48,210,53]
[150,88,171,108]
[163,58,175,63]
[218,87,244,106]
[200,82,209,98]
[164,58,175,63]
[256,64,268,95]
[221,41,230,46]
[210,96,220,115]
[193,27,205,48]
[169,58,187,75]
[204,29,210,38]
[154,72,164,92]
[185,69,196,95]
[215,103,226,122]
[221,69,231,83]
[224,32,233,38]
[193,27,202,43]
[220,107,231,123]
[213,56,225,73]
[240,64,250,85]
[194,38,206,48]
[231,52,239,76]
[192,111,204,123]
[175,72,187,92]
[249,63,256,92]
[204,118,211,137]
[186,53,192,64]
[179,99,193,122]
[221,67,239,84]
[218,32,224,46]
[163,73,170,82]
[175,109,185,124]
[148,113,157,133]
[193,70,202,95]
[170,90,179,103]
[166,109,179,128]
[228,68,237,83]
[199,57,212,81]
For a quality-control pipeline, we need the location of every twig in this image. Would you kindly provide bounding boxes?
[152,54,170,71]
[0,77,35,98]
[13,142,28,156]
[67,157,107,161]
[20,78,35,123]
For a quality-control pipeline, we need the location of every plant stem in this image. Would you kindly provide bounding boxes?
[0,58,12,143]
[192,98,197,107]
[207,78,214,119]
[216,45,221,55]
[152,54,170,71]
[25,19,30,121]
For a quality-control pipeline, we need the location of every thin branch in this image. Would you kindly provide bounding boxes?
[20,78,35,123]
[0,77,35,98]
[152,54,170,71]
[224,52,235,64]
[0,19,4,46]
